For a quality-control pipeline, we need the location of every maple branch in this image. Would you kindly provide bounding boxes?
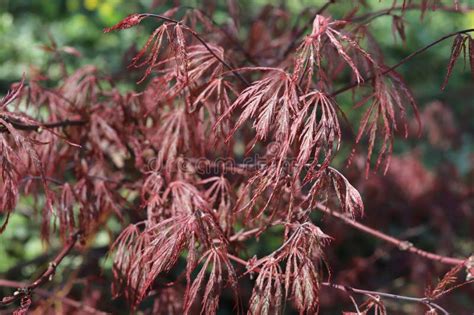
[140,13,250,86]
[227,253,250,268]
[0,230,82,306]
[331,28,474,97]
[198,158,469,266]
[315,203,466,266]
[0,279,106,314]
[0,118,86,133]
[322,281,449,315]
[281,2,470,62]
[226,253,449,313]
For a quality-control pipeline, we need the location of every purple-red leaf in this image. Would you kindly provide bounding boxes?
[469,36,474,79]
[0,76,25,109]
[441,34,466,91]
[328,167,364,217]
[104,14,145,33]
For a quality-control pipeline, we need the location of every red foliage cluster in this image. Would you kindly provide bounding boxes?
[0,1,473,314]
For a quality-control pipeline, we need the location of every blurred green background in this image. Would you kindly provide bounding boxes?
[0,0,473,313]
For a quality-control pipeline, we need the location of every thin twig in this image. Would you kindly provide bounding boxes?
[0,279,107,314]
[330,28,474,97]
[323,282,450,315]
[0,118,86,133]
[315,203,466,266]
[0,230,82,306]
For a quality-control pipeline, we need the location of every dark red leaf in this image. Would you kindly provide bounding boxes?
[469,36,474,80]
[441,34,466,91]
[392,16,406,43]
[0,76,25,108]
[104,14,145,33]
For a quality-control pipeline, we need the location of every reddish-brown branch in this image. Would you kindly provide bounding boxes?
[282,3,469,62]
[0,279,106,314]
[227,253,251,269]
[0,230,82,306]
[331,28,474,97]
[315,203,466,266]
[0,118,86,133]
[322,282,450,315]
[184,158,467,267]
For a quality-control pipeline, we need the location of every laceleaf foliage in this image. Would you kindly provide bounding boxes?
[0,1,473,314]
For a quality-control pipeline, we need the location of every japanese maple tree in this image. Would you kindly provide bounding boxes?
[1,1,473,314]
